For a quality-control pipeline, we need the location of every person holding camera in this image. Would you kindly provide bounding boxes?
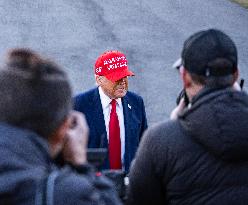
[0,49,122,205]
[126,29,248,205]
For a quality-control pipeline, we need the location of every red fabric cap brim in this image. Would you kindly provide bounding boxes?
[104,69,135,82]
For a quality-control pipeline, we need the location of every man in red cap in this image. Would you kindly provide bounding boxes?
[74,50,147,172]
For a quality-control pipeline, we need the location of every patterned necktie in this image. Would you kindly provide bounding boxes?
[108,99,121,169]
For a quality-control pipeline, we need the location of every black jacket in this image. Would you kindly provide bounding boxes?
[0,123,122,205]
[127,88,248,205]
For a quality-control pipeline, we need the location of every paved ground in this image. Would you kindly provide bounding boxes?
[0,0,248,124]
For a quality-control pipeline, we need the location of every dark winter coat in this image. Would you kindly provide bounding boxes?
[0,123,122,205]
[127,88,248,205]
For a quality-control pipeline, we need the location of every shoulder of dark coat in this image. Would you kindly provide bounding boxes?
[142,120,183,148]
[74,87,98,101]
[125,91,144,103]
[73,88,99,110]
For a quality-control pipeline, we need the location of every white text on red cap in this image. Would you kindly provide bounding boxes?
[96,56,127,74]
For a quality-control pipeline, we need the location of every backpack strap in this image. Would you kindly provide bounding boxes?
[46,171,59,205]
[35,170,59,205]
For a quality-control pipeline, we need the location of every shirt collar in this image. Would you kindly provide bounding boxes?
[98,86,122,108]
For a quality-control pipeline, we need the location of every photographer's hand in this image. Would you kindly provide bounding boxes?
[170,98,186,120]
[62,111,89,165]
[233,81,241,91]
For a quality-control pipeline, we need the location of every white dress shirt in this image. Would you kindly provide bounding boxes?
[98,87,125,167]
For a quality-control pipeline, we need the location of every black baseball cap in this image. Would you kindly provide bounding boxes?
[175,29,238,77]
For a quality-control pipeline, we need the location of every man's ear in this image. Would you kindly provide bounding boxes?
[95,75,102,85]
[180,67,192,88]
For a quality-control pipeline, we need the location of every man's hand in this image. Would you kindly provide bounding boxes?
[170,98,186,120]
[62,111,89,165]
[233,81,242,91]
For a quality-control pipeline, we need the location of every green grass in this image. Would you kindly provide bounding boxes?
[231,0,248,8]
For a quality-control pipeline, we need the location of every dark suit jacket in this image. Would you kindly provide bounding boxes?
[74,87,147,172]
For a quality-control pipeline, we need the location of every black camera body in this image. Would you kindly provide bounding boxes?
[88,148,127,201]
[55,148,127,200]
[87,148,107,167]
[176,89,189,106]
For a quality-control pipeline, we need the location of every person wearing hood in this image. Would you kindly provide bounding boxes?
[0,48,122,205]
[126,29,248,205]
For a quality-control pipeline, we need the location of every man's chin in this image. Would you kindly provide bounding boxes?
[115,90,127,98]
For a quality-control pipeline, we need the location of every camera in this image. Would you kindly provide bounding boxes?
[86,148,107,167]
[55,148,127,201]
[240,78,244,90]
[87,148,127,201]
[176,89,189,106]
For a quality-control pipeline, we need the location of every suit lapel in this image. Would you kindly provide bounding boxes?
[122,94,135,171]
[122,95,132,131]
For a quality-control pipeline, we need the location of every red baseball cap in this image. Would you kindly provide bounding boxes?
[95,50,135,82]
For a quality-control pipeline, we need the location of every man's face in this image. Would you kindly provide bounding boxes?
[97,76,128,99]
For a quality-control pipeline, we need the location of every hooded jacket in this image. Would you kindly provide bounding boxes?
[127,88,248,205]
[0,123,122,205]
